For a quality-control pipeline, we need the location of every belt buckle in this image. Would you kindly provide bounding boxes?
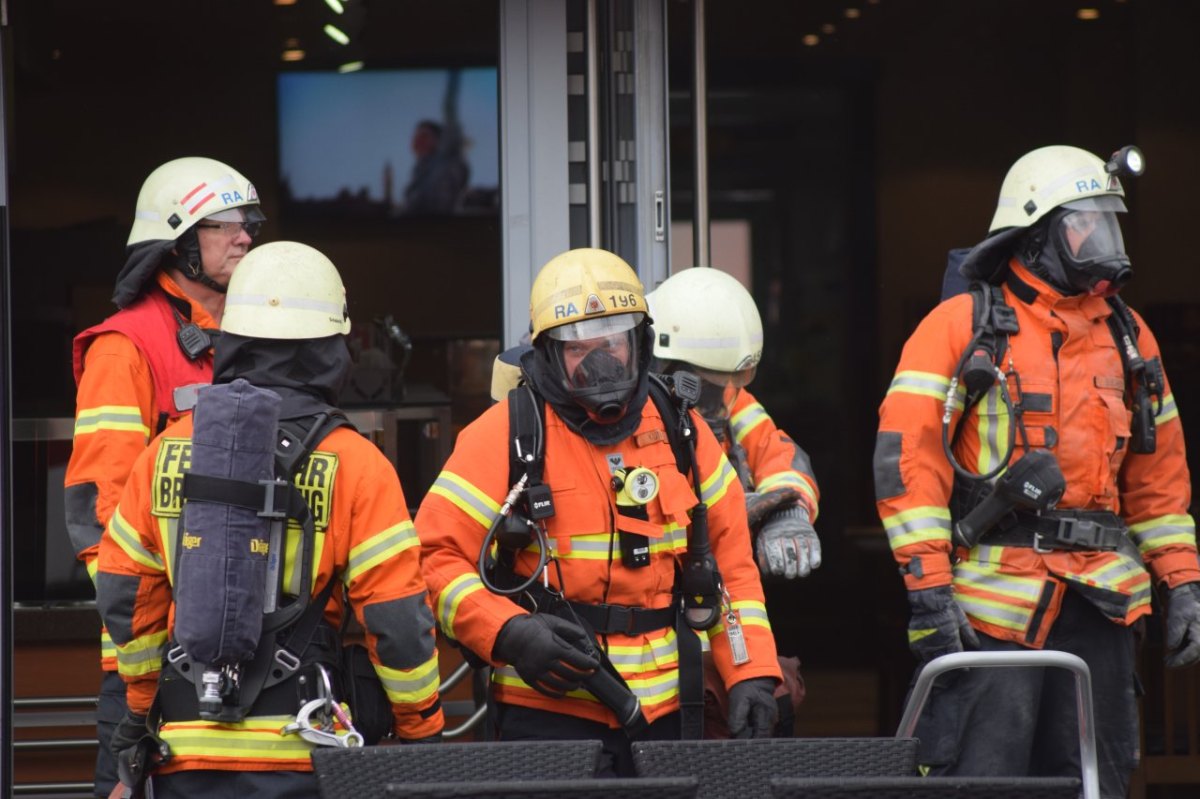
[605,604,634,635]
[1032,530,1054,554]
[1057,517,1100,550]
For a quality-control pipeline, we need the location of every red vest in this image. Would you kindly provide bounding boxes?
[73,287,212,429]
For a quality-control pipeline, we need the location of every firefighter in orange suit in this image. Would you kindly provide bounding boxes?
[647,267,821,580]
[875,145,1200,798]
[97,242,443,797]
[65,156,265,798]
[417,248,782,776]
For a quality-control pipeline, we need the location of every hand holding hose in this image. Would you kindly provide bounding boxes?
[492,614,599,698]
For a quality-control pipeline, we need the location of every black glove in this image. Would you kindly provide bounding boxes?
[1165,582,1200,668]
[757,504,822,579]
[727,677,779,739]
[110,711,148,760]
[493,614,600,698]
[907,586,979,663]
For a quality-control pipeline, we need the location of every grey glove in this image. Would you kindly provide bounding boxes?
[745,488,802,528]
[907,586,979,663]
[757,504,821,579]
[493,613,600,698]
[1165,582,1200,668]
[727,677,779,739]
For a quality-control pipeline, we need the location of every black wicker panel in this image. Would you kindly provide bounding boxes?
[383,776,699,799]
[631,738,920,799]
[312,740,603,799]
[770,776,1083,799]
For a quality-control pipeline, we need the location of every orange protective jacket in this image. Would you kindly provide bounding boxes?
[876,261,1199,647]
[97,419,443,772]
[417,394,782,727]
[725,388,820,519]
[66,272,215,670]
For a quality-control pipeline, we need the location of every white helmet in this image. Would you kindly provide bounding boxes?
[960,145,1139,284]
[988,145,1127,233]
[222,242,351,340]
[647,267,763,372]
[127,156,264,246]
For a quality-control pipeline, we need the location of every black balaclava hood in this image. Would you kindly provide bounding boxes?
[112,240,177,309]
[1018,218,1076,295]
[213,332,352,420]
[522,323,653,446]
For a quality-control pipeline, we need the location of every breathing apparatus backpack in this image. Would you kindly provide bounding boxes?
[164,378,351,725]
[940,250,1166,520]
[479,370,722,738]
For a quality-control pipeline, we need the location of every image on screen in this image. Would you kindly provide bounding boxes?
[278,66,499,219]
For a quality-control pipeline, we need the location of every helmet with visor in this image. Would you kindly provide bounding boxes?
[529,248,650,422]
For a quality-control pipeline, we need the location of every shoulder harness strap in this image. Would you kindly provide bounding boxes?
[1105,296,1163,454]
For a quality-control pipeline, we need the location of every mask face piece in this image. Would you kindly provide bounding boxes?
[691,365,757,424]
[545,315,643,422]
[1050,201,1133,296]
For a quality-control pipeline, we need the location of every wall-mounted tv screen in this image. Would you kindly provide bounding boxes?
[277,67,499,219]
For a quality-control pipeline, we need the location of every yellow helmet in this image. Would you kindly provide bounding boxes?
[529,248,650,422]
[529,248,649,342]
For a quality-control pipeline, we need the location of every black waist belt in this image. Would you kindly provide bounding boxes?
[984,510,1127,552]
[517,583,676,636]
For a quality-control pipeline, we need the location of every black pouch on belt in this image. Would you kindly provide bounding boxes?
[339,642,393,744]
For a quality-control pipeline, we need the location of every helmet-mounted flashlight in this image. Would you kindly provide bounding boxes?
[1106,145,1145,178]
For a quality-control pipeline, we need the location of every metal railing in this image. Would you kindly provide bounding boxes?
[897,649,1100,799]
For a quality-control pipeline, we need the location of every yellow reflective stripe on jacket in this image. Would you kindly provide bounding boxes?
[428,471,501,528]
[115,629,168,678]
[437,572,485,640]
[537,526,688,560]
[886,371,964,409]
[955,591,1033,633]
[160,517,179,584]
[755,471,818,508]
[700,455,738,506]
[953,556,1042,632]
[100,630,117,661]
[493,664,681,707]
[376,653,441,704]
[74,405,150,438]
[606,630,678,672]
[283,530,327,598]
[108,508,164,572]
[1066,553,1152,598]
[1156,393,1179,425]
[158,714,350,761]
[346,521,419,584]
[973,386,1011,475]
[541,532,610,560]
[730,402,769,445]
[710,599,771,635]
[625,669,679,706]
[1130,514,1197,554]
[883,506,952,549]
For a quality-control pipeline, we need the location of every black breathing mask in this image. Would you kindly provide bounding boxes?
[1035,201,1133,297]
